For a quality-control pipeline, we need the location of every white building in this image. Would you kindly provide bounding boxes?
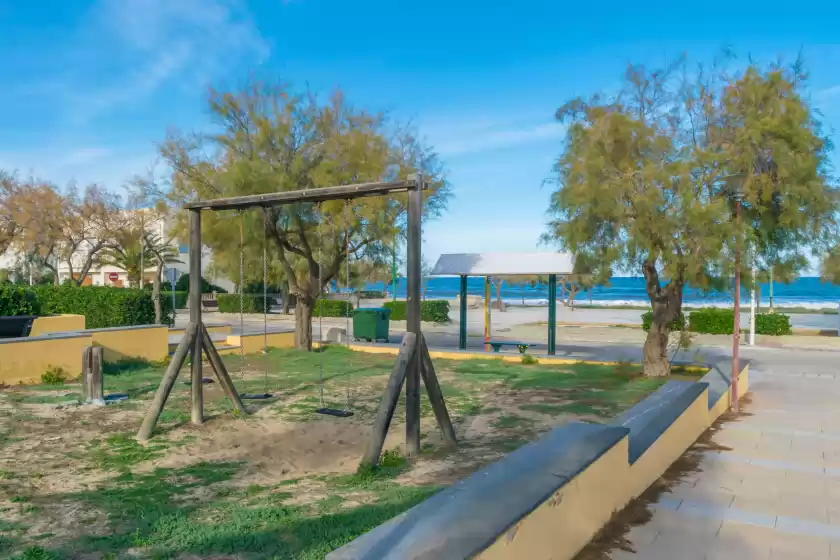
[0,209,234,292]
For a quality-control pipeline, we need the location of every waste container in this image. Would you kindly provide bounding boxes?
[353,308,391,342]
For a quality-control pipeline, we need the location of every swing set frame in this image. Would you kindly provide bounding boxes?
[136,174,457,467]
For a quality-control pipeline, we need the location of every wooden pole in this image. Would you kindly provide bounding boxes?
[484,277,491,351]
[360,333,417,468]
[189,209,204,425]
[200,324,247,415]
[548,274,557,355]
[137,323,196,441]
[88,347,104,404]
[404,176,423,457]
[419,334,456,446]
[81,346,91,401]
[458,275,467,350]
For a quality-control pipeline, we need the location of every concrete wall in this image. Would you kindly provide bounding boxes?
[29,315,86,337]
[220,330,295,355]
[86,325,170,363]
[0,333,91,384]
[327,360,750,560]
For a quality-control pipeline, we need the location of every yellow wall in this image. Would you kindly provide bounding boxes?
[90,326,169,363]
[220,331,295,355]
[29,315,85,336]
[478,437,632,560]
[0,334,91,385]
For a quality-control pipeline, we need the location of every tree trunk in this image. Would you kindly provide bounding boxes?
[152,262,164,325]
[567,285,579,310]
[643,316,671,377]
[282,280,291,314]
[294,294,314,350]
[495,281,503,312]
[756,290,761,314]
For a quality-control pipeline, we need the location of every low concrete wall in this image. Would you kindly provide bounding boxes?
[87,325,169,363]
[29,314,86,336]
[0,333,92,385]
[220,330,295,355]
[327,361,749,560]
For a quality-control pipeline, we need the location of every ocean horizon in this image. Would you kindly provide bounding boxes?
[366,276,840,309]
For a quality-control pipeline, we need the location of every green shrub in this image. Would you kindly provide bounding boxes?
[755,313,792,335]
[162,291,188,309]
[217,294,268,314]
[0,284,41,316]
[33,286,157,328]
[173,273,227,293]
[384,300,450,323]
[641,310,686,332]
[521,353,539,365]
[313,299,353,317]
[41,366,68,385]
[358,290,387,299]
[688,308,734,334]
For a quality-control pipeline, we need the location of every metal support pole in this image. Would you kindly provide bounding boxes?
[484,277,491,351]
[189,209,204,425]
[459,275,467,350]
[405,177,423,457]
[548,274,557,355]
[731,199,741,413]
[749,260,756,347]
[392,241,398,302]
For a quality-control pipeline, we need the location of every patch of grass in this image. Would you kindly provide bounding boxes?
[88,433,168,471]
[492,415,535,429]
[13,546,59,560]
[519,402,568,415]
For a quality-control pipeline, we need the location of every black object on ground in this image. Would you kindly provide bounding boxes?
[316,407,354,418]
[240,393,274,400]
[0,316,36,339]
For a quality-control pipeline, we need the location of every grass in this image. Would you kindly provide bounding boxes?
[0,345,689,558]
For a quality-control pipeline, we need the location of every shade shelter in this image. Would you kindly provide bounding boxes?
[430,252,574,354]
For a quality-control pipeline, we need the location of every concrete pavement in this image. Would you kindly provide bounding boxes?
[609,351,840,559]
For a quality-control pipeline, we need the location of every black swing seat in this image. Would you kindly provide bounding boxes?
[316,407,354,418]
[241,393,274,400]
[183,378,215,385]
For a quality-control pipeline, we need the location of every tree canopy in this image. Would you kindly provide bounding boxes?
[152,81,450,348]
[545,55,837,375]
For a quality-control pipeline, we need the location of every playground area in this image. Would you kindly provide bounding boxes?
[0,346,700,558]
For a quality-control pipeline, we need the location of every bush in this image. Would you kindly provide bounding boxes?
[357,290,387,299]
[0,284,41,316]
[756,312,792,336]
[383,300,450,323]
[688,308,734,334]
[242,282,283,295]
[41,366,68,385]
[313,299,353,317]
[173,273,227,294]
[33,285,157,328]
[217,294,268,314]
[641,310,686,332]
[521,353,539,365]
[162,291,188,309]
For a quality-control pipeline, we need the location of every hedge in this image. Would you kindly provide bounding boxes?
[0,285,41,316]
[174,273,228,294]
[162,291,188,309]
[358,290,387,299]
[33,285,158,328]
[644,307,792,336]
[384,300,450,323]
[313,299,353,317]
[641,310,686,332]
[217,294,268,314]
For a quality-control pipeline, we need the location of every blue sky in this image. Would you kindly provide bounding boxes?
[1,0,839,266]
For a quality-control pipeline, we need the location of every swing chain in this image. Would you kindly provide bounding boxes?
[262,208,270,393]
[343,200,353,411]
[238,211,245,383]
[316,203,326,409]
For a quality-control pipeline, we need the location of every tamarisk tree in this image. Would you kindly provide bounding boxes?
[546,57,836,376]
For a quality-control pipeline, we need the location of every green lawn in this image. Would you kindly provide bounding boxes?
[0,347,700,559]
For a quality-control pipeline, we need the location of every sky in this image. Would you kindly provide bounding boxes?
[1,0,839,268]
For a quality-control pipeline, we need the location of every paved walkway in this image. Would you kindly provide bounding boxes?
[611,351,840,559]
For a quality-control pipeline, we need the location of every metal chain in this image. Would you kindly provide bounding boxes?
[262,209,269,393]
[316,203,325,408]
[343,200,353,411]
[238,211,245,383]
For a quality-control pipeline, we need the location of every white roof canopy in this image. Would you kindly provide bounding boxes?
[430,252,575,276]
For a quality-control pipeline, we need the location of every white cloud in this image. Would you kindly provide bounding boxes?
[64,0,269,123]
[57,147,113,167]
[816,85,840,102]
[429,120,566,157]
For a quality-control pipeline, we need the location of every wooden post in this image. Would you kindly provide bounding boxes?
[484,276,491,351]
[88,347,104,404]
[137,323,197,441]
[361,333,417,468]
[458,275,467,350]
[419,334,456,446]
[81,346,91,401]
[404,177,422,457]
[189,209,204,425]
[200,324,247,414]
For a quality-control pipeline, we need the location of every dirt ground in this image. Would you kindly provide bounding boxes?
[0,347,697,559]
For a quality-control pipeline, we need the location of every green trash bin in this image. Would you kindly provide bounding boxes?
[353,308,391,342]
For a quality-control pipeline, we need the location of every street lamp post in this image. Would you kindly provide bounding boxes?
[731,196,742,413]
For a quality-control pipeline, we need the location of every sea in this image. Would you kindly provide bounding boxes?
[367,276,840,309]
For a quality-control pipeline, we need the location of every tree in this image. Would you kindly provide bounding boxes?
[156,81,449,349]
[546,56,836,376]
[100,225,152,287]
[142,233,181,324]
[559,254,609,309]
[822,247,840,286]
[505,275,544,305]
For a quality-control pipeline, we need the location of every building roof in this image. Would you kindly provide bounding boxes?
[430,252,575,276]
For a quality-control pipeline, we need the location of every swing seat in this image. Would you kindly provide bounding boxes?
[316,407,354,418]
[241,393,274,400]
[183,378,214,385]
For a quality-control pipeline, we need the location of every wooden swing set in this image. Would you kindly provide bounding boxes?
[136,175,457,467]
